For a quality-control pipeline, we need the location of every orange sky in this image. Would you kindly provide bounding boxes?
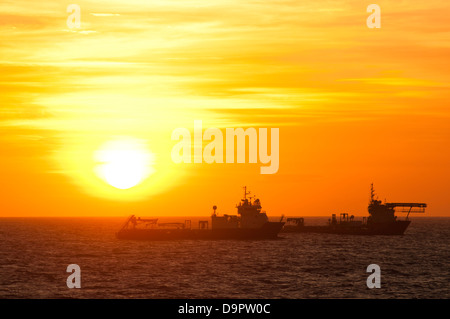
[1,0,449,217]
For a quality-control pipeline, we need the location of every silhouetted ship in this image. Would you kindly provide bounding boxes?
[116,187,284,240]
[283,184,426,235]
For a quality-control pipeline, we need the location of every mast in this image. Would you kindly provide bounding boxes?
[243,186,250,201]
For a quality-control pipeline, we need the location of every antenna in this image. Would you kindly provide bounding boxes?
[243,186,250,200]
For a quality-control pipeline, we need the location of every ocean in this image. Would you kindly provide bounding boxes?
[0,217,448,299]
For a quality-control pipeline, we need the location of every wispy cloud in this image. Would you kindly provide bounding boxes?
[2,0,449,128]
[90,13,121,17]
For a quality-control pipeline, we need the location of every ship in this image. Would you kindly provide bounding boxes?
[116,187,285,240]
[282,184,426,235]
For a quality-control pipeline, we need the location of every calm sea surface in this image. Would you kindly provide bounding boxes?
[0,217,448,299]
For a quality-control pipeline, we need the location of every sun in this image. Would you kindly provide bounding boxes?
[94,137,155,190]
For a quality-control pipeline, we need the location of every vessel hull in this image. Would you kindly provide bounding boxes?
[116,222,284,240]
[282,220,411,235]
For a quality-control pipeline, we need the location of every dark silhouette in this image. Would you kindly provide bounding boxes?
[283,184,426,235]
[116,187,284,240]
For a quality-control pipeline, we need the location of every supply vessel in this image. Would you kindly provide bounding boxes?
[116,187,284,240]
[282,184,426,235]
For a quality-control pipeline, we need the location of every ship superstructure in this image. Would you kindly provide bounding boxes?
[211,187,270,229]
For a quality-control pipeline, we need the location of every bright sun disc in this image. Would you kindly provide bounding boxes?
[94,138,155,189]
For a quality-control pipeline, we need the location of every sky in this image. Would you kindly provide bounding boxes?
[0,0,449,217]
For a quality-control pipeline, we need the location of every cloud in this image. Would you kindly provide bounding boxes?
[90,13,121,17]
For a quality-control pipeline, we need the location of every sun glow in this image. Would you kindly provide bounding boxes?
[94,138,155,189]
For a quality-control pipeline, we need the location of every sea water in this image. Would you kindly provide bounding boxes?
[0,217,448,298]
